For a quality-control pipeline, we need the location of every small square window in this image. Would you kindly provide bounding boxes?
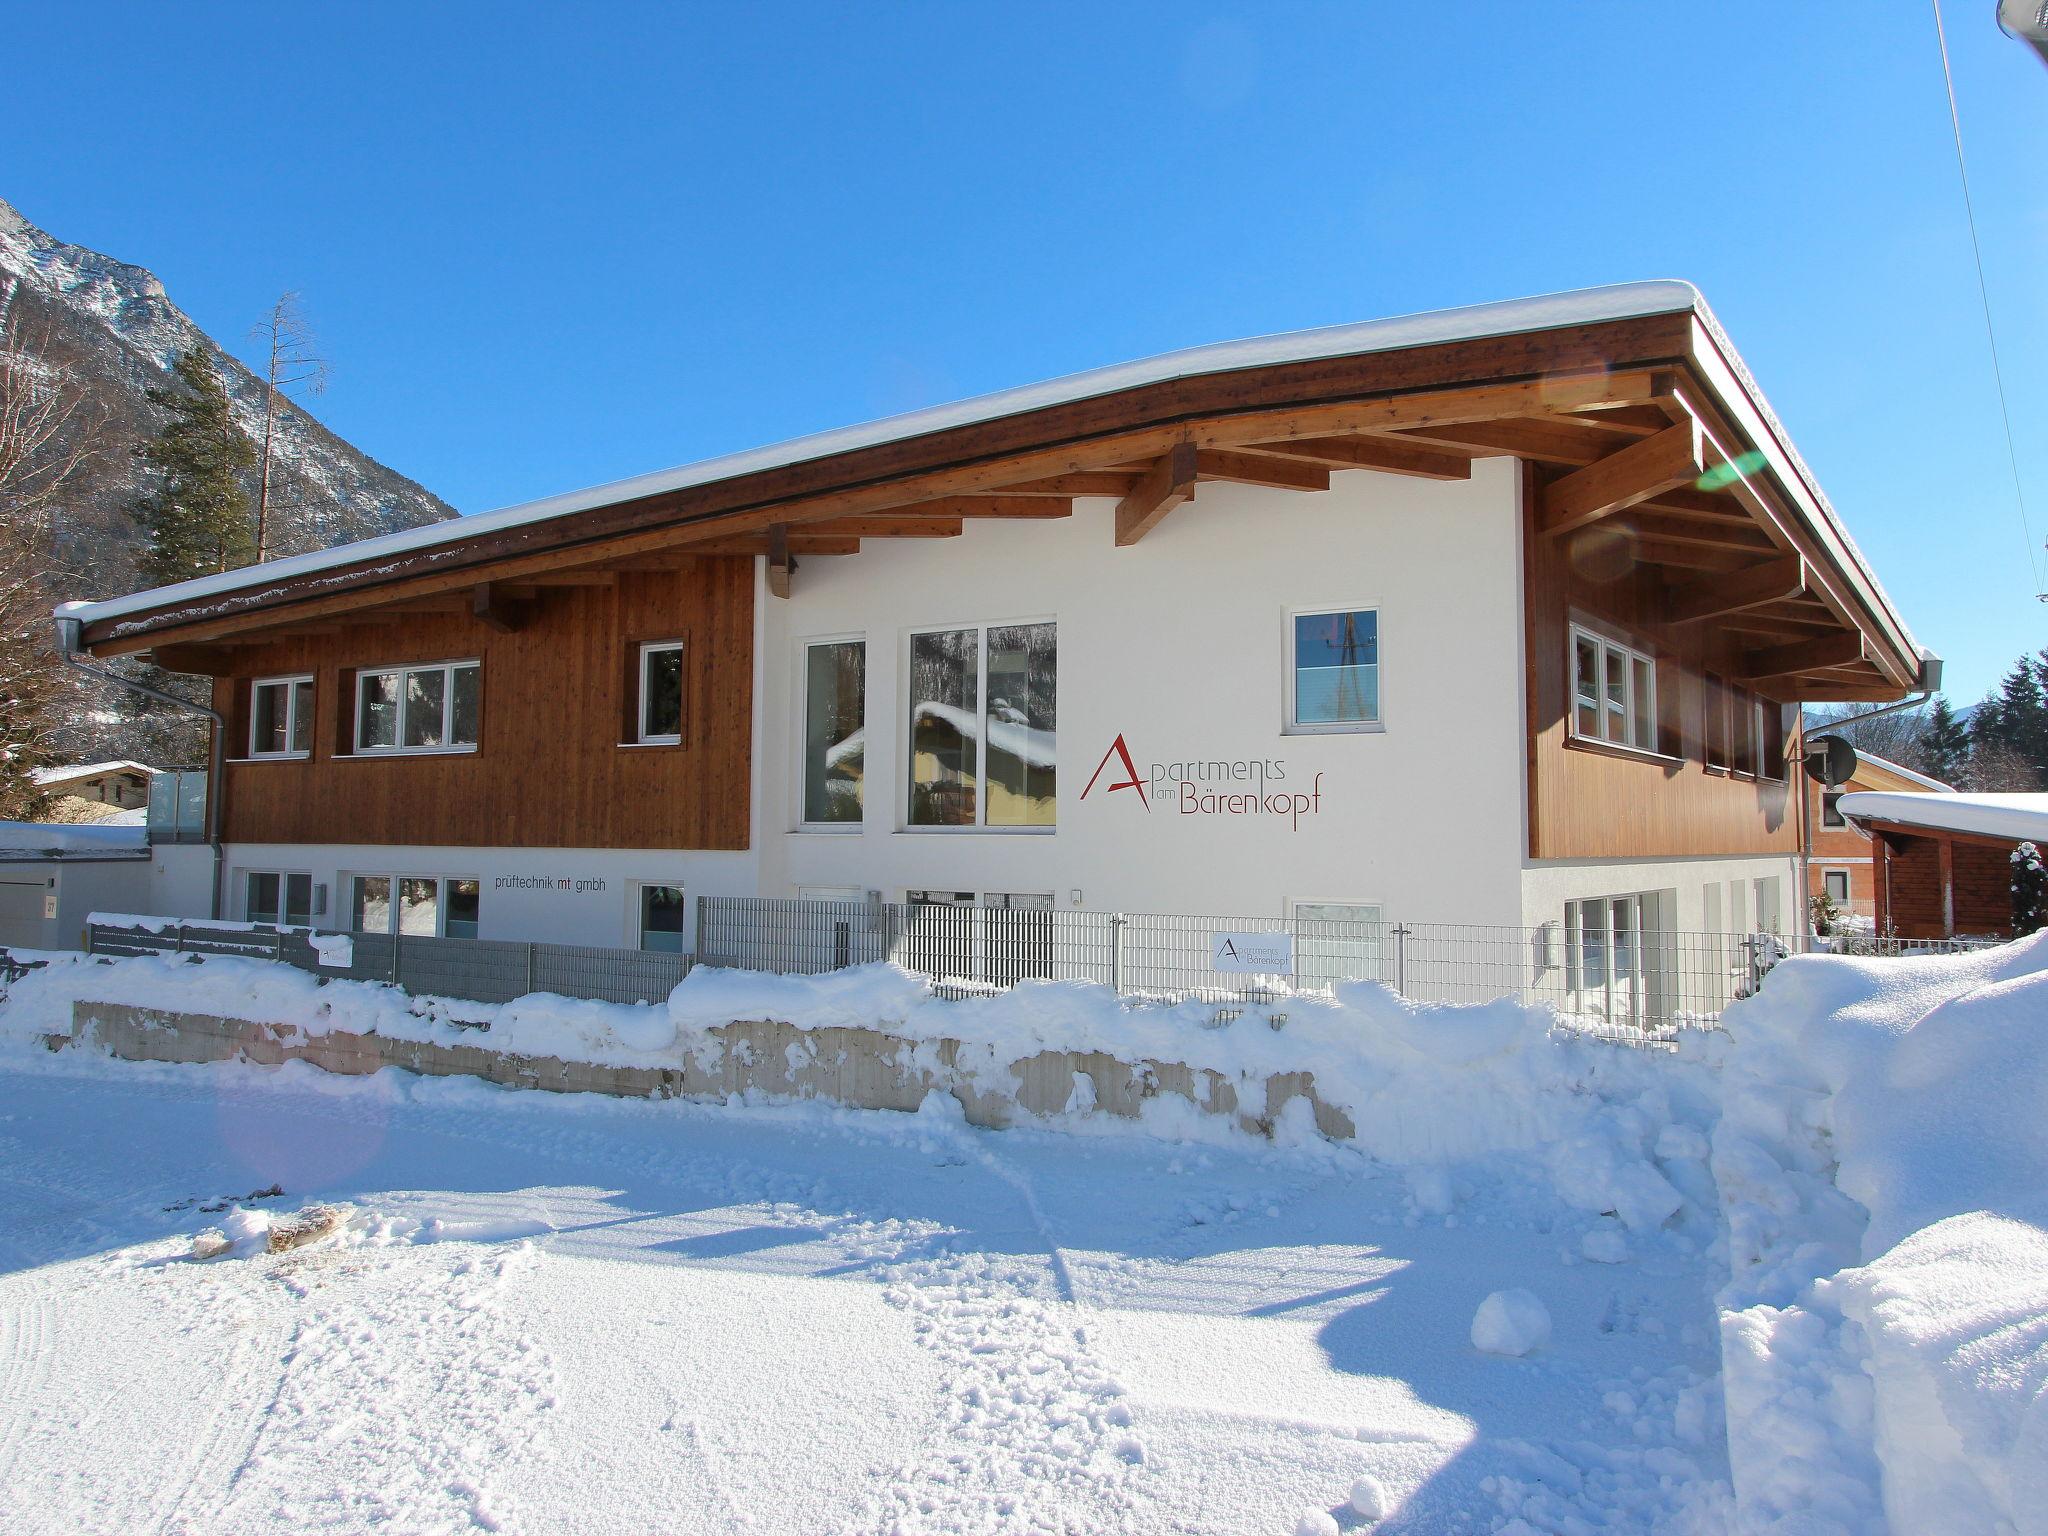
[1824,870,1851,904]
[1290,608,1379,731]
[639,884,686,952]
[249,675,314,758]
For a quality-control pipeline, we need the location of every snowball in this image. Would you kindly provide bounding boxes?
[1348,1473,1389,1519]
[1294,1511,1340,1536]
[1471,1288,1551,1356]
[1581,1225,1629,1264]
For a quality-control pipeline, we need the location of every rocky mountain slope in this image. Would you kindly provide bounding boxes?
[0,195,453,597]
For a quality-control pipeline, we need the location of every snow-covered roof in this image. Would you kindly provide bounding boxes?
[1850,752,1953,794]
[31,760,154,786]
[0,820,150,860]
[1837,791,2048,845]
[61,282,1703,628]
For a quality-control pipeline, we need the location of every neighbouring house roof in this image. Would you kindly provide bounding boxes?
[57,279,1929,700]
[1838,791,2048,845]
[1848,752,1953,794]
[0,820,151,862]
[30,760,154,787]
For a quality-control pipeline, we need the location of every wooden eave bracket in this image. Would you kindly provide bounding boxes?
[1115,442,1199,546]
[767,524,795,598]
[1539,421,1706,537]
[1737,630,1867,683]
[1668,555,1807,625]
[471,581,526,633]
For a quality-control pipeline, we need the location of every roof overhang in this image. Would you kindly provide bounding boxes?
[61,280,1929,699]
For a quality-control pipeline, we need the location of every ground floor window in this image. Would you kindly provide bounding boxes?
[1564,891,1671,1026]
[803,638,866,824]
[637,884,686,952]
[1824,869,1851,904]
[1291,900,1385,989]
[244,870,313,927]
[349,874,480,938]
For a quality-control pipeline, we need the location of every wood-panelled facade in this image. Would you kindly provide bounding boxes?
[211,560,753,851]
[1866,824,2015,940]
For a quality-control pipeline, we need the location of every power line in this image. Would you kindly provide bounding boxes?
[1931,0,2046,600]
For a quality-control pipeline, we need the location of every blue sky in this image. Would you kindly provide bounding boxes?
[10,3,2044,703]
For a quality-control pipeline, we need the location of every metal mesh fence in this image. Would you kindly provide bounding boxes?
[82,922,693,1009]
[72,905,2012,1047]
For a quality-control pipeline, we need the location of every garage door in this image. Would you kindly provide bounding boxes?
[0,877,50,951]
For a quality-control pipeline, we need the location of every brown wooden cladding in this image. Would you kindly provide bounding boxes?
[212,559,753,852]
[1524,472,1802,861]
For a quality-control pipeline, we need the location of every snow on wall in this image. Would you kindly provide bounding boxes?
[1712,932,2048,1536]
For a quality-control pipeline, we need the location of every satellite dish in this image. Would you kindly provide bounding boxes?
[1804,733,1858,787]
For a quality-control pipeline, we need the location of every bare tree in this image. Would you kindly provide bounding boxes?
[249,291,328,562]
[1804,702,1940,778]
[0,283,106,818]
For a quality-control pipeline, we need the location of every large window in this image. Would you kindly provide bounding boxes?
[349,873,479,938]
[637,884,686,952]
[803,638,866,824]
[1564,891,1669,1027]
[245,870,312,927]
[637,641,685,744]
[1289,608,1380,730]
[249,676,314,759]
[355,660,480,754]
[1571,626,1657,753]
[907,622,1056,828]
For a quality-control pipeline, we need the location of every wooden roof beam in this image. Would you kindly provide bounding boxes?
[805,516,963,538]
[1738,631,1867,682]
[1386,417,1637,466]
[1540,421,1706,537]
[979,474,1136,498]
[1192,449,1331,492]
[1241,435,1471,481]
[471,582,526,634]
[1669,555,1807,625]
[1115,442,1199,547]
[767,525,794,599]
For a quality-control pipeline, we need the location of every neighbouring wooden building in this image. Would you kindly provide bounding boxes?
[58,282,1933,996]
[1838,791,2048,940]
[1808,752,1951,923]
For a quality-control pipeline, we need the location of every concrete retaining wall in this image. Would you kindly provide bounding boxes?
[60,1001,1356,1141]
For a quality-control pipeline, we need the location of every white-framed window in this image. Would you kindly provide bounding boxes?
[1824,869,1851,904]
[1564,891,1670,1027]
[1287,606,1380,732]
[1571,625,1657,754]
[802,637,866,825]
[244,869,314,927]
[249,675,314,759]
[637,641,685,744]
[354,660,480,754]
[1291,899,1386,990]
[906,622,1056,829]
[348,873,479,938]
[635,883,686,952]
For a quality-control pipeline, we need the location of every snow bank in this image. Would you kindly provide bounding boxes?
[1713,933,2048,1535]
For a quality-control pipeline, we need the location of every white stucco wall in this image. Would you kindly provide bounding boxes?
[1520,853,1803,937]
[753,458,1531,927]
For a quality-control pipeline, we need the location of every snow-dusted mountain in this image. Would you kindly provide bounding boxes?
[0,195,453,593]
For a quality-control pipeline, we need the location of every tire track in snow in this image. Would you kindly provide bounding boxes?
[0,1274,56,1504]
[147,1263,289,1536]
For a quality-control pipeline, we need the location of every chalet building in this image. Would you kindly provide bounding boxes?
[57,283,1933,968]
[1838,791,2048,940]
[1808,751,1950,923]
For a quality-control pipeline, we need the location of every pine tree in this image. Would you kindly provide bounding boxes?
[130,346,256,586]
[1918,695,1972,785]
[1971,655,2048,790]
[2012,842,2047,938]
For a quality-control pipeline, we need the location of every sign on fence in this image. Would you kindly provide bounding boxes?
[1211,931,1294,974]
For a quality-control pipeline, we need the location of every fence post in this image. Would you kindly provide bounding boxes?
[275,929,286,964]
[391,932,402,986]
[1393,924,1412,996]
[174,923,186,954]
[1743,934,1761,996]
[82,924,95,957]
[1109,912,1125,994]
[526,941,537,996]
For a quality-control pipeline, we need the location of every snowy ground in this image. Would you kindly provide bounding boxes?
[0,1049,1731,1535]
